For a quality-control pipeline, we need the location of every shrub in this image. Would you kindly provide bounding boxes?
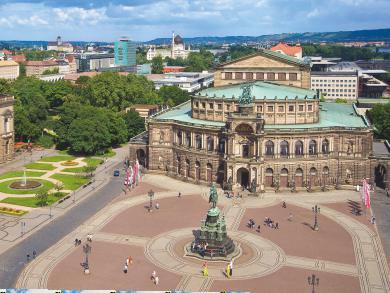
[36,135,54,148]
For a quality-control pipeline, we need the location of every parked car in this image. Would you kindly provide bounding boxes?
[113,170,120,177]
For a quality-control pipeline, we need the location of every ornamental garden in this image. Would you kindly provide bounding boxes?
[0,152,108,216]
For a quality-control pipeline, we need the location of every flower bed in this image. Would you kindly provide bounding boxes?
[60,160,79,166]
[0,207,27,216]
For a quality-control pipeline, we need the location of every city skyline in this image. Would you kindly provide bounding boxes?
[0,0,389,42]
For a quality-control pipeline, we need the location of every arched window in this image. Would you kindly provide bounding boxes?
[265,140,274,156]
[295,140,303,156]
[219,138,226,154]
[177,130,182,145]
[207,136,214,152]
[309,140,317,155]
[186,132,191,147]
[195,161,201,181]
[195,134,202,149]
[322,139,329,154]
[280,140,289,157]
[265,168,273,187]
[322,166,329,175]
[295,168,303,187]
[206,163,213,183]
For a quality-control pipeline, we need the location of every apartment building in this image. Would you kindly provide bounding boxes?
[311,71,358,100]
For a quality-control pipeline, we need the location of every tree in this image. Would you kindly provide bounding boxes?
[0,78,12,94]
[42,79,74,109]
[368,103,390,140]
[35,189,49,206]
[158,85,190,106]
[151,56,164,74]
[83,165,97,178]
[123,109,145,139]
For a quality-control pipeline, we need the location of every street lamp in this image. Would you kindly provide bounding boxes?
[148,190,154,212]
[312,205,320,231]
[82,243,92,273]
[308,274,319,293]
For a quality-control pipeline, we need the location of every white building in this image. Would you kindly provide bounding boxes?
[47,36,73,53]
[0,60,19,80]
[146,33,192,61]
[311,71,358,100]
[146,71,214,92]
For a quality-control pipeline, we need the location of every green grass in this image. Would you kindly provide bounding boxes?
[1,192,68,208]
[50,174,89,190]
[25,162,56,171]
[61,167,85,173]
[39,155,76,162]
[0,179,55,195]
[94,149,116,158]
[83,157,103,167]
[0,171,46,180]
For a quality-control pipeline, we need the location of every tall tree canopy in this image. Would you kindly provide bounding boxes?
[367,103,390,140]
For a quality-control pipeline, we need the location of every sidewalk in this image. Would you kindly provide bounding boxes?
[0,146,128,254]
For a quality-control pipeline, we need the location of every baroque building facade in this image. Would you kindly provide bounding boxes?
[213,49,310,89]
[129,80,372,191]
[0,94,15,164]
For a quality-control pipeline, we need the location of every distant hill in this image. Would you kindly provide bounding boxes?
[145,28,390,45]
[0,40,111,49]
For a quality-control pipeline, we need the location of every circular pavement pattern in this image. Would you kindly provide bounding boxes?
[145,228,286,280]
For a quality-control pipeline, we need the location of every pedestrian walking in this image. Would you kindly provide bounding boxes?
[123,264,128,274]
[126,257,129,266]
[151,270,156,281]
[288,212,293,222]
[154,276,159,285]
[128,256,133,265]
[26,254,30,262]
[155,203,160,209]
[275,222,279,229]
[256,225,261,233]
[202,262,208,277]
[230,259,234,276]
[33,250,36,259]
[282,201,286,208]
[178,192,181,198]
[226,264,231,278]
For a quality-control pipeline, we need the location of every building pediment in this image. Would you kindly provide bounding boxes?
[223,55,296,69]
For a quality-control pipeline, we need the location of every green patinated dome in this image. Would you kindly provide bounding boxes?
[207,207,220,217]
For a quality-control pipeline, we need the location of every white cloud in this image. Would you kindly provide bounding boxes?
[0,15,48,27]
[307,8,320,18]
[53,7,107,25]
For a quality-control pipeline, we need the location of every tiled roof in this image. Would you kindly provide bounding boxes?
[0,60,19,67]
[198,81,317,100]
[152,100,368,130]
[271,43,302,56]
[25,60,58,66]
[217,49,308,68]
[10,55,26,62]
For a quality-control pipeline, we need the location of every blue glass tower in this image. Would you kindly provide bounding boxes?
[114,38,136,66]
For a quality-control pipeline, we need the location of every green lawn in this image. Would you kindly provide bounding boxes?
[50,174,89,190]
[0,179,55,195]
[39,155,76,162]
[83,157,103,167]
[0,171,46,180]
[1,192,68,208]
[25,162,56,171]
[94,149,116,158]
[61,167,85,173]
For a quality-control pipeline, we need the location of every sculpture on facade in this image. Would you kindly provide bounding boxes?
[238,84,253,105]
[250,178,257,193]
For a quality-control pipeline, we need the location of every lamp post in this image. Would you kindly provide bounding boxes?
[308,274,319,293]
[148,190,154,212]
[82,243,92,273]
[312,205,320,231]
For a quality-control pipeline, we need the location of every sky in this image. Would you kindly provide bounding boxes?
[0,0,389,42]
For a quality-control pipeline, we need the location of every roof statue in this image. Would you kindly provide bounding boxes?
[239,84,253,105]
[208,183,218,208]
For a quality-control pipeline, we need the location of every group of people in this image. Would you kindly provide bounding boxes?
[192,241,209,257]
[202,259,234,279]
[26,250,37,261]
[264,217,279,229]
[225,191,242,199]
[247,219,261,233]
[123,256,133,274]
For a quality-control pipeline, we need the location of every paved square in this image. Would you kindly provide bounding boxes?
[16,175,390,292]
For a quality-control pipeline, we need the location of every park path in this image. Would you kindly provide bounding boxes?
[15,175,390,292]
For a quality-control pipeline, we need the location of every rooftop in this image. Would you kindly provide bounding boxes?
[25,60,58,66]
[270,43,302,56]
[197,81,317,100]
[0,60,18,67]
[311,71,358,76]
[152,100,368,130]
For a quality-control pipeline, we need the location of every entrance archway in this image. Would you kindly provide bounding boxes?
[375,164,387,189]
[265,168,273,187]
[295,168,303,187]
[136,149,146,167]
[237,167,250,188]
[280,168,288,188]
